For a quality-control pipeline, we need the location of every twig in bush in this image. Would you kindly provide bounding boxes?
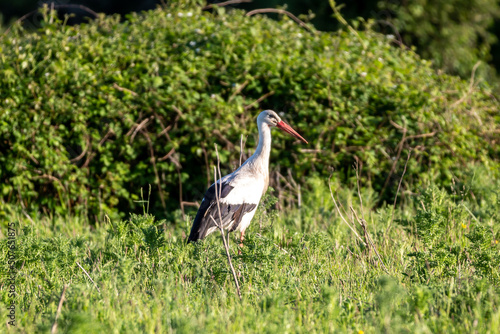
[81,151,96,169]
[203,0,253,10]
[22,211,35,225]
[50,284,68,334]
[379,121,435,203]
[246,9,314,34]
[36,174,66,192]
[212,144,242,300]
[229,79,250,102]
[155,113,178,162]
[98,128,115,146]
[178,169,185,219]
[158,147,176,162]
[379,120,407,201]
[386,149,412,235]
[4,4,98,36]
[354,160,365,217]
[200,142,211,188]
[141,129,166,210]
[404,132,436,141]
[130,117,151,143]
[328,175,366,246]
[462,203,480,223]
[112,83,138,96]
[239,134,245,167]
[353,161,390,274]
[76,261,100,293]
[451,61,481,109]
[70,135,90,163]
[375,19,407,49]
[244,90,275,110]
[328,0,366,49]
[350,206,389,274]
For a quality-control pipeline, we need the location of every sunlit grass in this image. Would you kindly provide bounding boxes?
[1,167,499,333]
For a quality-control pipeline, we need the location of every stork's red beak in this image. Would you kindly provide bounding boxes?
[276,121,308,144]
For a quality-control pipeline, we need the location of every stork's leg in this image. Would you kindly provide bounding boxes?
[239,230,245,248]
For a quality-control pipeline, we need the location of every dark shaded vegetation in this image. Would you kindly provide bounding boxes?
[239,0,500,82]
[2,0,500,83]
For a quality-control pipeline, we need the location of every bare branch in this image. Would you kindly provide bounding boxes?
[244,91,275,110]
[70,135,90,163]
[37,174,67,192]
[239,134,245,167]
[246,9,315,34]
[229,80,250,102]
[4,4,98,36]
[76,261,100,293]
[203,0,253,10]
[375,19,408,49]
[158,147,176,162]
[328,0,366,49]
[350,206,390,274]
[181,201,200,207]
[354,159,365,220]
[98,128,115,146]
[386,148,412,236]
[328,175,366,246]
[51,284,68,334]
[213,144,242,300]
[141,130,167,210]
[379,120,407,200]
[130,117,151,143]
[113,83,138,96]
[404,132,437,141]
[450,61,481,109]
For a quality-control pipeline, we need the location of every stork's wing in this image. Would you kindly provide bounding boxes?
[187,175,261,242]
[188,180,232,242]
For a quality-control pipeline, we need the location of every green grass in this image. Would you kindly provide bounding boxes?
[1,167,499,333]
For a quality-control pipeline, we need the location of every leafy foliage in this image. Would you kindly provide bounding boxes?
[1,3,499,220]
[405,176,500,283]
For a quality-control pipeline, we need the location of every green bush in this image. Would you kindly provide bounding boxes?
[405,181,500,283]
[0,3,499,219]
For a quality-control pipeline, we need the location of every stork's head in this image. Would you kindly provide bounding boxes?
[258,110,308,144]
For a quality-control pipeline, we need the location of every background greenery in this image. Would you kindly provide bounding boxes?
[0,1,499,332]
[0,4,498,221]
[3,0,500,83]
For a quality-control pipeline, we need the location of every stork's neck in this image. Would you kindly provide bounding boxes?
[248,122,272,174]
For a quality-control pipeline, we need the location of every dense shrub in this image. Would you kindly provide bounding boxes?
[0,3,498,219]
[406,186,500,283]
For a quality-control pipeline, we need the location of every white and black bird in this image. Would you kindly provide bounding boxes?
[188,110,308,245]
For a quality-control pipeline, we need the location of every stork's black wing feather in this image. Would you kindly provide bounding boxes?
[188,181,234,242]
[229,202,257,232]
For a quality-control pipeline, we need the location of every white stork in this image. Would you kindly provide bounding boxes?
[188,110,308,245]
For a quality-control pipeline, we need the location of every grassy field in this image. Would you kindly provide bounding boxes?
[1,4,499,333]
[1,166,499,333]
